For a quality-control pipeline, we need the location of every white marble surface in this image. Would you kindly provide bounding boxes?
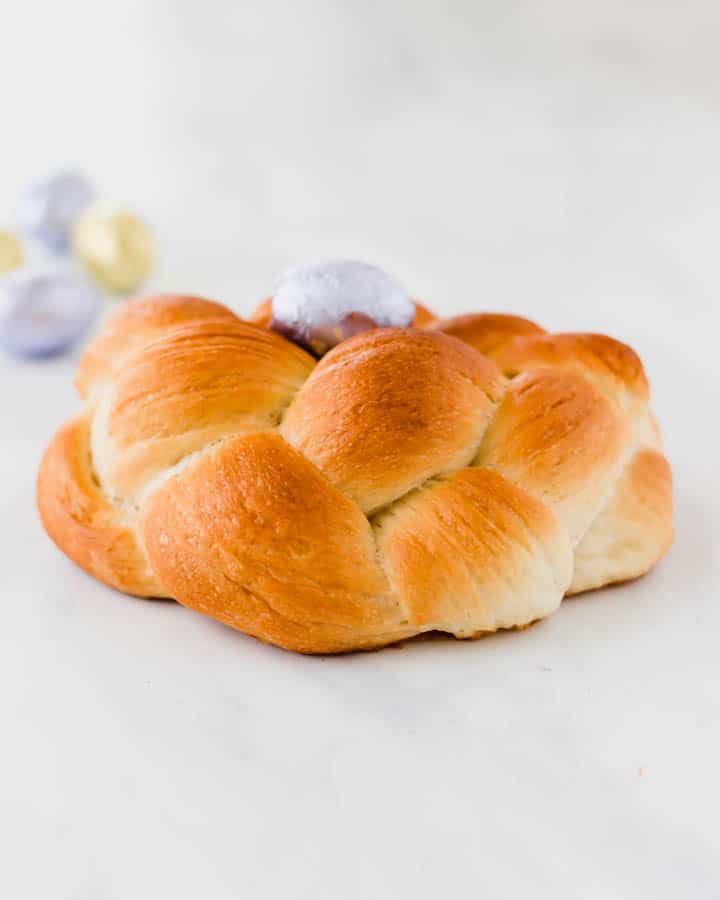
[1,2,720,897]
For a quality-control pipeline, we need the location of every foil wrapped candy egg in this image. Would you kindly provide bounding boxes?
[0,231,23,273]
[73,210,153,293]
[270,259,414,355]
[17,172,94,253]
[0,267,100,358]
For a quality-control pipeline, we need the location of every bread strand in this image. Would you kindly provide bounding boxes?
[37,296,672,652]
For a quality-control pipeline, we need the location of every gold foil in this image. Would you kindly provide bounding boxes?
[0,231,23,273]
[73,210,153,293]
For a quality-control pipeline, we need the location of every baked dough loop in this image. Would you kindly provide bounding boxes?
[37,295,673,653]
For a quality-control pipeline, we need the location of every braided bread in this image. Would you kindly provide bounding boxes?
[37,294,672,653]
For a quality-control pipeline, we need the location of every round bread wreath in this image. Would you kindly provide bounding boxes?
[38,292,672,653]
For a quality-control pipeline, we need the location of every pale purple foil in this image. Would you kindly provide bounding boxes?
[17,172,95,254]
[0,269,100,357]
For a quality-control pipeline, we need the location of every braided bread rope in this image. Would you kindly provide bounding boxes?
[37,295,673,653]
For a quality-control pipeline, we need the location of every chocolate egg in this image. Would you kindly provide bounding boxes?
[0,231,23,273]
[271,260,414,355]
[73,210,153,293]
[0,268,100,357]
[17,172,94,253]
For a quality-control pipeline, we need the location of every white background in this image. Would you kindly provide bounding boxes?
[1,2,719,897]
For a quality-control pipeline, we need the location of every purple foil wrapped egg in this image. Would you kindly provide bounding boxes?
[17,172,95,253]
[270,259,414,355]
[0,268,100,358]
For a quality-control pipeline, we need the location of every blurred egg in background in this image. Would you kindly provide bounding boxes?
[1,6,719,900]
[0,265,100,357]
[17,172,94,254]
[73,209,153,294]
[0,231,23,273]
[0,168,155,358]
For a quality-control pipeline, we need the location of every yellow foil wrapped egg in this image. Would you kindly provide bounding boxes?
[0,231,23,273]
[72,210,153,293]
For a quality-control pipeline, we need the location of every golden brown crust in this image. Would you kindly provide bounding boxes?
[492,332,649,406]
[76,294,239,400]
[141,433,413,653]
[281,328,503,513]
[92,319,315,502]
[38,293,674,653]
[37,415,165,597]
[376,468,572,634]
[411,302,437,327]
[568,448,673,594]
[247,297,272,327]
[474,369,628,543]
[429,312,545,356]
